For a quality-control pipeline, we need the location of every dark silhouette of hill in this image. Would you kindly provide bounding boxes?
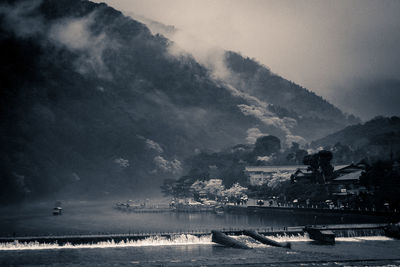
[0,0,359,202]
[311,116,400,163]
[0,0,283,202]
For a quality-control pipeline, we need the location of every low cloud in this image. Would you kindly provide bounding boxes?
[49,13,115,79]
[99,0,400,121]
[131,14,230,81]
[238,104,286,131]
[285,134,307,148]
[1,0,116,80]
[0,0,44,38]
[153,156,182,175]
[129,12,306,146]
[167,32,230,80]
[246,128,266,144]
[145,139,164,154]
[114,158,130,168]
[257,155,273,163]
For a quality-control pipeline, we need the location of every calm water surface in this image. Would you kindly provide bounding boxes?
[0,200,389,236]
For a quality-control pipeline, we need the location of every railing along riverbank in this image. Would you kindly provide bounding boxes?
[227,205,400,218]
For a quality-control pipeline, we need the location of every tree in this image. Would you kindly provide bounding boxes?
[225,183,248,203]
[253,135,281,156]
[359,160,400,210]
[190,179,225,200]
[286,142,308,164]
[203,179,225,200]
[303,150,334,184]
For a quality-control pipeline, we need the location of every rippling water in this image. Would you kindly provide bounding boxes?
[0,235,399,266]
[1,200,399,266]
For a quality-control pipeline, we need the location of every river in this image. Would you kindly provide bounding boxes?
[0,200,399,266]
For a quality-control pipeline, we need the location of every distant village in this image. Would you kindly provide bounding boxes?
[245,161,399,211]
[160,135,400,213]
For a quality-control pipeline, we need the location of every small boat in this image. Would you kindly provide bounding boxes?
[214,206,224,215]
[52,207,62,216]
[384,223,400,239]
[243,230,291,248]
[304,226,335,244]
[211,230,250,249]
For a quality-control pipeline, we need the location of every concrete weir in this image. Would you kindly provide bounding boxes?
[0,223,389,246]
[243,230,291,248]
[211,230,250,249]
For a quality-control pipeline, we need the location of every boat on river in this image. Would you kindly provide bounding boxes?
[384,222,400,239]
[304,226,335,244]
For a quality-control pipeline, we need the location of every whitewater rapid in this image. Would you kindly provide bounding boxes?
[0,234,394,251]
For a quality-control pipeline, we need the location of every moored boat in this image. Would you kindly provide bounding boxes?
[304,226,335,244]
[384,222,400,239]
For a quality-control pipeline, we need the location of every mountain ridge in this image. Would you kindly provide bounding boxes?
[131,13,360,141]
[0,0,361,202]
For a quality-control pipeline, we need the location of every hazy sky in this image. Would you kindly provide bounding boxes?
[96,0,400,120]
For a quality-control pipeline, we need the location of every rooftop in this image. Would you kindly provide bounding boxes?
[245,165,308,172]
[333,170,363,181]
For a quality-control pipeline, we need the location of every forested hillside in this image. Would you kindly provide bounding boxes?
[0,0,359,202]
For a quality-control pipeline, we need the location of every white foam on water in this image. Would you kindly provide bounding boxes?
[231,235,268,248]
[271,233,395,243]
[337,236,395,242]
[0,233,395,251]
[0,234,213,251]
[270,233,311,242]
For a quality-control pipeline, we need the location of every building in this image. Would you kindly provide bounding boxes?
[245,165,308,186]
[291,168,314,182]
[329,163,367,196]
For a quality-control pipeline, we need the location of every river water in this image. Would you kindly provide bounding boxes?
[0,200,390,236]
[1,235,399,266]
[0,200,399,266]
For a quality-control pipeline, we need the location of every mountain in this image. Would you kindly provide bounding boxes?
[0,0,357,202]
[133,16,360,140]
[222,51,361,140]
[311,116,400,163]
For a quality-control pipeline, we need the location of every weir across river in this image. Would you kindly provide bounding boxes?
[0,223,389,245]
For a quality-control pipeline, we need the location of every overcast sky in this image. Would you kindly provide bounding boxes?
[95,0,400,120]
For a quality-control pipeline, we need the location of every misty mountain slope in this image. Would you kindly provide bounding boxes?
[222,51,361,140]
[311,116,400,149]
[132,15,360,141]
[309,116,400,164]
[224,51,344,121]
[0,0,296,202]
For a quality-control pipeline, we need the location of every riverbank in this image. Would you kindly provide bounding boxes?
[231,205,400,218]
